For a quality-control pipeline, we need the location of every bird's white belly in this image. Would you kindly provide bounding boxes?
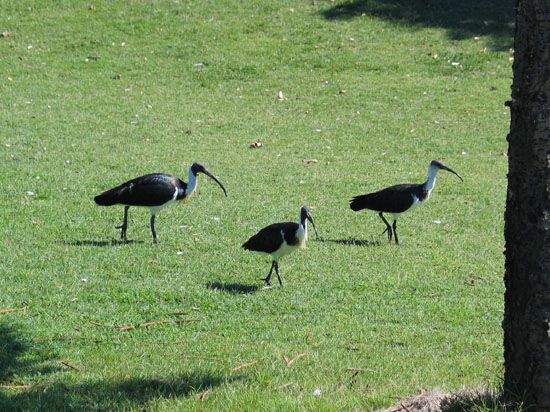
[272,241,300,261]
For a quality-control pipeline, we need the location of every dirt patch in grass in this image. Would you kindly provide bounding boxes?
[381,388,505,412]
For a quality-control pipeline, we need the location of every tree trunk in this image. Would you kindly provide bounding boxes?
[503,0,550,409]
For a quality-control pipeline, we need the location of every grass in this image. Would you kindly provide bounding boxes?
[0,0,513,410]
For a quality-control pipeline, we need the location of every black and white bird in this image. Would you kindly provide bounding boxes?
[94,162,227,242]
[242,206,319,287]
[350,160,462,244]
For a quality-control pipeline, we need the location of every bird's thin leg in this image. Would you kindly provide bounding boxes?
[150,214,157,243]
[274,262,283,287]
[262,261,275,286]
[392,220,399,245]
[379,212,392,242]
[116,206,130,241]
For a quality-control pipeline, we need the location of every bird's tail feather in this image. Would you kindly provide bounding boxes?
[94,187,123,206]
[350,194,371,211]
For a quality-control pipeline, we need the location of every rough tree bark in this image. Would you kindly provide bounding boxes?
[503,0,550,409]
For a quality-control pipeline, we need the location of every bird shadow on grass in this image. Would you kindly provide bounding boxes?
[0,323,234,410]
[62,239,144,247]
[320,0,514,50]
[319,238,382,247]
[206,281,260,295]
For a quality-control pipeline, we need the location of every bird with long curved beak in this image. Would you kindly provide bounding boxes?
[350,160,462,244]
[242,206,319,287]
[94,162,227,242]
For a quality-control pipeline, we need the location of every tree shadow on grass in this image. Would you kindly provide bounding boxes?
[206,281,260,295]
[321,0,514,50]
[6,373,228,411]
[0,324,47,384]
[320,238,382,247]
[62,239,144,247]
[0,323,232,410]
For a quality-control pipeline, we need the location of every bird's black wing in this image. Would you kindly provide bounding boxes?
[94,173,181,207]
[242,222,299,253]
[350,184,420,213]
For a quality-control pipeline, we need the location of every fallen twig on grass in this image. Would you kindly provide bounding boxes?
[182,355,221,362]
[118,319,200,331]
[32,336,103,344]
[231,360,257,372]
[89,321,114,327]
[0,306,28,314]
[276,382,294,390]
[0,385,31,390]
[400,402,412,412]
[283,353,306,367]
[60,361,81,371]
[346,367,374,373]
[89,319,200,331]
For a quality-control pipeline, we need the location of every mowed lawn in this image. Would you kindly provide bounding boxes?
[0,0,512,410]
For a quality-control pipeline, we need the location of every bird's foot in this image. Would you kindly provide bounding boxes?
[261,277,272,287]
[382,227,392,242]
[115,225,128,241]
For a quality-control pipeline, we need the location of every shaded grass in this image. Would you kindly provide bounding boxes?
[0,0,512,410]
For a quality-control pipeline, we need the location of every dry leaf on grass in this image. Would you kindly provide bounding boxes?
[199,388,210,402]
[249,139,262,148]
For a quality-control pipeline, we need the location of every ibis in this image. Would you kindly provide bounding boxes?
[350,160,463,244]
[242,206,319,287]
[94,162,227,242]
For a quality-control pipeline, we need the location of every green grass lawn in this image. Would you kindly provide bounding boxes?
[1,0,512,410]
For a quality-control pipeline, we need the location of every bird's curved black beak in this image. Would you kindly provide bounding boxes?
[307,214,319,240]
[201,169,228,196]
[441,165,463,182]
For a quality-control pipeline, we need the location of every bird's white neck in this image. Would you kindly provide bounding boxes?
[299,216,308,241]
[185,169,198,196]
[298,218,308,244]
[424,164,438,192]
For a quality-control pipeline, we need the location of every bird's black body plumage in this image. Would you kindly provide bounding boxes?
[241,222,300,253]
[94,174,187,207]
[350,183,427,214]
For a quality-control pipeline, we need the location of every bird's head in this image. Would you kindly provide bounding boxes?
[190,162,228,196]
[430,160,463,182]
[300,206,319,240]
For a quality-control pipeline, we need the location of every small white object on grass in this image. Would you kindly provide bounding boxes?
[313,388,322,397]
